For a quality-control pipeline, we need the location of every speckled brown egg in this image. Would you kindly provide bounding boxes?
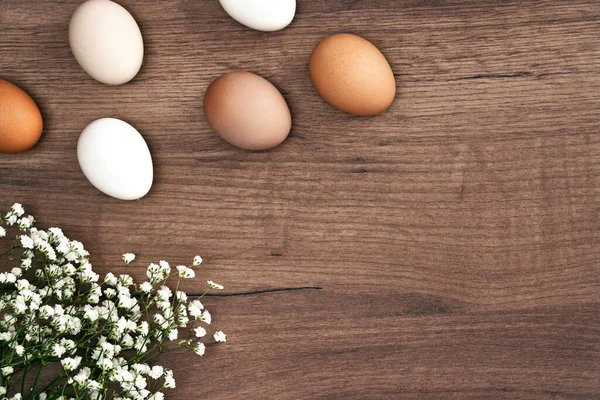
[310,33,396,116]
[0,79,43,153]
[203,72,292,150]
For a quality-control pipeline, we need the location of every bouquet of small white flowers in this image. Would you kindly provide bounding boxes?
[0,204,226,400]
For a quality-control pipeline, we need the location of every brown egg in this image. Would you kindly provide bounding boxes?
[0,79,43,153]
[310,33,396,116]
[203,72,291,150]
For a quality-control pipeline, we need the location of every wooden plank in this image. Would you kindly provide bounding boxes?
[0,0,598,398]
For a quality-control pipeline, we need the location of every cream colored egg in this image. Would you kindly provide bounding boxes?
[69,0,144,85]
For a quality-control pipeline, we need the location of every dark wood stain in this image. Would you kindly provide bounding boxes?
[1,0,599,398]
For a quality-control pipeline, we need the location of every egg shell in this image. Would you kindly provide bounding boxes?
[69,0,144,85]
[77,118,153,200]
[0,79,43,153]
[203,72,292,151]
[219,0,296,32]
[310,33,396,116]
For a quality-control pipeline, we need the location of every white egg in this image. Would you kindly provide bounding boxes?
[219,0,296,32]
[69,0,144,85]
[77,118,153,200]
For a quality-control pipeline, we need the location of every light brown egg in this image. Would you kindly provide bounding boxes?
[0,79,43,153]
[310,33,396,116]
[203,72,292,150]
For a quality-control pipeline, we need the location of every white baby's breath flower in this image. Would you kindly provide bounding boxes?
[192,255,203,266]
[13,297,27,314]
[87,294,100,304]
[16,279,29,290]
[0,204,225,399]
[156,286,172,301]
[83,305,99,322]
[164,375,176,389]
[48,227,63,237]
[90,283,101,295]
[61,356,82,371]
[80,269,99,284]
[188,300,204,318]
[134,336,149,353]
[159,260,170,271]
[207,280,224,290]
[138,321,149,336]
[200,310,211,325]
[20,258,32,270]
[20,235,34,249]
[178,316,189,329]
[119,274,133,287]
[139,281,153,293]
[135,374,148,390]
[193,326,206,338]
[146,262,158,275]
[177,265,195,279]
[193,342,206,357]
[148,365,163,380]
[18,216,34,229]
[55,240,70,256]
[39,242,57,260]
[5,273,16,283]
[39,305,54,319]
[175,291,187,301]
[104,273,118,286]
[53,343,66,358]
[132,363,150,375]
[0,332,13,342]
[60,339,76,352]
[153,314,166,328]
[213,331,227,343]
[63,264,76,276]
[122,253,136,265]
[162,307,173,320]
[11,203,24,216]
[70,240,86,255]
[72,367,90,384]
[6,214,17,225]
[126,319,137,332]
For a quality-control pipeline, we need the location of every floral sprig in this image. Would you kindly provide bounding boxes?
[0,204,226,400]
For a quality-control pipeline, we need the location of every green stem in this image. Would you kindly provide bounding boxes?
[0,249,12,258]
[33,370,63,399]
[31,362,44,397]
[20,363,31,397]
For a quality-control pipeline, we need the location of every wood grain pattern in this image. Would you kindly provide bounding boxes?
[1,0,599,398]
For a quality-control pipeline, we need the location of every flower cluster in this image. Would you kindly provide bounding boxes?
[0,204,226,400]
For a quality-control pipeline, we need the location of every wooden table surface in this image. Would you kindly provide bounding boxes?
[1,0,599,398]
